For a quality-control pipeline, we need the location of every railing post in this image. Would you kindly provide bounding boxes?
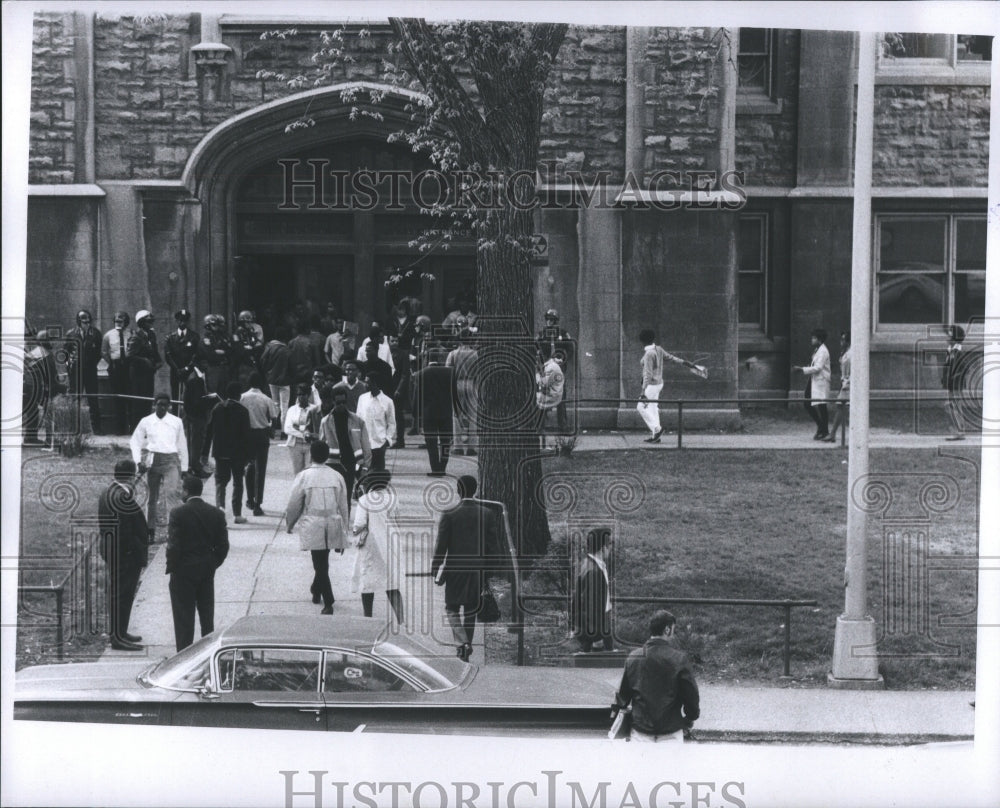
[677,401,684,449]
[783,603,792,677]
[55,588,64,660]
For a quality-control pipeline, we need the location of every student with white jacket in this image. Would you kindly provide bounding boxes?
[285,440,349,615]
[794,328,832,440]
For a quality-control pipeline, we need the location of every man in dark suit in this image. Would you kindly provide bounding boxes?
[411,348,456,476]
[97,459,149,651]
[570,526,614,652]
[205,381,252,524]
[166,475,229,651]
[64,309,104,435]
[431,475,506,661]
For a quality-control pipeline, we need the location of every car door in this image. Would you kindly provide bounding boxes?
[321,648,420,732]
[193,647,328,730]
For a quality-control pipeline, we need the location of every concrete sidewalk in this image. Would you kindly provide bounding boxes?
[101,431,977,744]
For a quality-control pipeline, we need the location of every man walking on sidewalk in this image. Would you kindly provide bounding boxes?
[411,348,455,476]
[637,329,682,443]
[207,381,252,524]
[612,609,700,743]
[431,475,502,662]
[98,459,148,651]
[356,373,395,472]
[241,372,278,516]
[166,475,229,651]
[285,441,350,615]
[130,392,187,543]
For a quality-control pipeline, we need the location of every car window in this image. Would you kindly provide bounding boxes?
[145,630,220,690]
[217,648,322,693]
[323,650,415,693]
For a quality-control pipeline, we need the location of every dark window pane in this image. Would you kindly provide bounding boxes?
[878,272,945,323]
[879,219,946,272]
[954,272,986,324]
[885,33,951,59]
[955,219,987,271]
[739,28,768,54]
[738,217,763,273]
[738,273,763,325]
[958,35,991,61]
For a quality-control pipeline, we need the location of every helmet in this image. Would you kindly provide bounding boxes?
[238,310,254,324]
[174,309,191,322]
[203,313,225,332]
[135,309,154,325]
[545,308,559,321]
[455,316,468,329]
[415,315,432,329]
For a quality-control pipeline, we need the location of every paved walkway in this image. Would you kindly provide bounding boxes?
[97,429,977,743]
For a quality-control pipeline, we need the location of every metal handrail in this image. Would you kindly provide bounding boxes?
[520,593,818,677]
[18,537,100,660]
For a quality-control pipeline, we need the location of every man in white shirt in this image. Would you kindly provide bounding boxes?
[130,392,188,541]
[284,384,318,475]
[356,373,396,471]
[241,372,279,516]
[101,310,131,434]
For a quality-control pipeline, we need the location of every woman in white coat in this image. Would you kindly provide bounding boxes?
[794,328,831,440]
[351,471,404,624]
[285,440,349,615]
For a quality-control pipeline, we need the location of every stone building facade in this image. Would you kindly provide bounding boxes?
[25,13,991,428]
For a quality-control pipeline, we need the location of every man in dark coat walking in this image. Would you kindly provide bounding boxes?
[612,609,700,743]
[205,381,252,524]
[411,348,456,476]
[166,475,229,651]
[98,459,149,651]
[431,475,505,661]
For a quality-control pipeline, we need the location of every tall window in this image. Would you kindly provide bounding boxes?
[875,215,986,328]
[738,28,778,96]
[738,214,768,330]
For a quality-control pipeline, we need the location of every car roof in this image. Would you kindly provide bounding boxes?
[217,615,381,649]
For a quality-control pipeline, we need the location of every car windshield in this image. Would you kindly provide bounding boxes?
[373,633,469,692]
[144,630,221,690]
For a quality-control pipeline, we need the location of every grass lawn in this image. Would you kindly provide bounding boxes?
[522,447,980,690]
[15,445,134,669]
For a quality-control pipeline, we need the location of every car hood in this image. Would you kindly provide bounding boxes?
[15,659,179,702]
[448,664,618,708]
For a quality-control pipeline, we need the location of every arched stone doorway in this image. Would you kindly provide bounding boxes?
[182,83,476,334]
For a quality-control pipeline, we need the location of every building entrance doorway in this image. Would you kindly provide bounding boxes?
[230,138,475,338]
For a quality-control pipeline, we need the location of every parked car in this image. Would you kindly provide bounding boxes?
[15,615,616,735]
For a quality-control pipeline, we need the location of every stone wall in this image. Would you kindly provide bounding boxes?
[735,29,800,187]
[540,26,627,183]
[29,13,77,183]
[640,27,726,179]
[25,198,99,328]
[92,14,199,180]
[873,84,991,187]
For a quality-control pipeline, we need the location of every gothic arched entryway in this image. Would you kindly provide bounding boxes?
[181,83,475,334]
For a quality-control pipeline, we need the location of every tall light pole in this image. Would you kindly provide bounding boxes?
[829,30,883,688]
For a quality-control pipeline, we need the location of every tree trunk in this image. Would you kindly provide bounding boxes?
[476,205,551,558]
